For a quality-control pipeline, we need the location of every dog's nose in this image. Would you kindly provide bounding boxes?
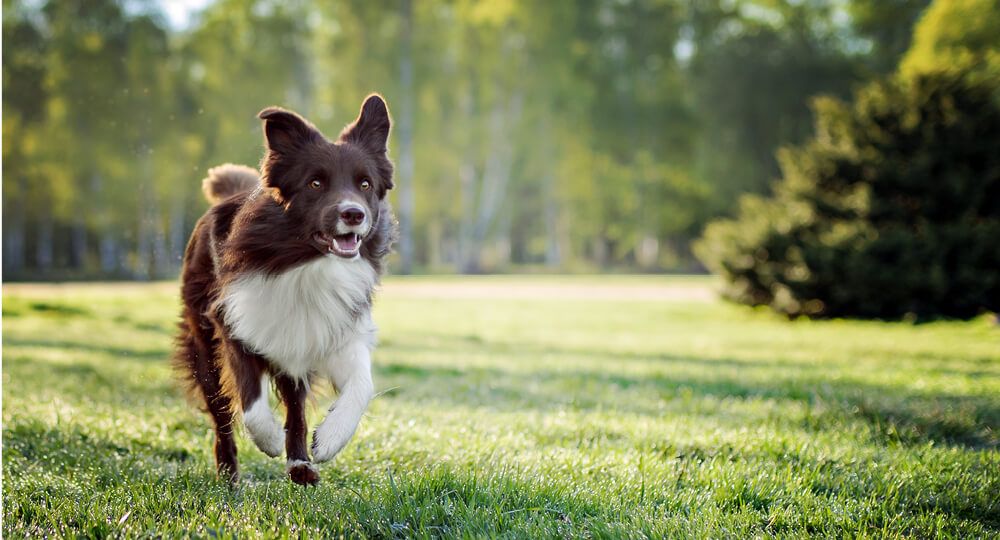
[340,208,365,226]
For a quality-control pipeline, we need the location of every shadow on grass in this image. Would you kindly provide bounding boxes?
[3,422,628,538]
[3,421,196,474]
[2,337,167,361]
[3,347,178,401]
[2,301,93,318]
[5,327,996,451]
[381,334,801,371]
[377,358,999,450]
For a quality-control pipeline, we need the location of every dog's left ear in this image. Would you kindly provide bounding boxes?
[339,94,391,155]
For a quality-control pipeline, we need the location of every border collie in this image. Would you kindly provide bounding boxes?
[173,95,396,485]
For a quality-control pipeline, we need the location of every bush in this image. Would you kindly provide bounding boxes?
[695,72,1000,319]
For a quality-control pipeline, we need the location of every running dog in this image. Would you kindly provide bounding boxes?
[173,95,396,485]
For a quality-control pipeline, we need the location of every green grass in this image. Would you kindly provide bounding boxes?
[3,276,999,538]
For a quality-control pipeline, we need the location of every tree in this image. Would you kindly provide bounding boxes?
[849,0,932,74]
[695,72,1000,319]
[2,1,49,273]
[0,0,940,278]
[901,0,1000,80]
[689,0,866,217]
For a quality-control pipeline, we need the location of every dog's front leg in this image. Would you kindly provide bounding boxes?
[221,339,285,458]
[311,339,374,463]
[241,374,286,458]
[276,375,319,485]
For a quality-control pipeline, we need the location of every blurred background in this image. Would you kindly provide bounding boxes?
[2,0,997,291]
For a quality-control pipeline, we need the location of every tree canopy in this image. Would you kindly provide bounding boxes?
[695,0,1000,319]
[1,0,970,279]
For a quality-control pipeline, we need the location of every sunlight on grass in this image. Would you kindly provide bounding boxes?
[3,277,998,537]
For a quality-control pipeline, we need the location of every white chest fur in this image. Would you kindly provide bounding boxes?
[220,256,378,381]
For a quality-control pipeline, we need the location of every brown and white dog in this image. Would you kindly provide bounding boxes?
[173,95,396,485]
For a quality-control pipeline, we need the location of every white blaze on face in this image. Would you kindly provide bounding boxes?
[309,200,372,259]
[334,201,372,236]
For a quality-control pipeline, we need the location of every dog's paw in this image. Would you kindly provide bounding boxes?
[244,401,286,458]
[311,424,348,463]
[217,463,240,487]
[249,430,285,458]
[286,459,320,486]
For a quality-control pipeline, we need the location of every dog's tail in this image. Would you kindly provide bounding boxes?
[202,163,260,205]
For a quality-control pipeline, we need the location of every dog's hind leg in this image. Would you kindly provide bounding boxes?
[312,339,375,463]
[276,375,320,485]
[175,319,239,484]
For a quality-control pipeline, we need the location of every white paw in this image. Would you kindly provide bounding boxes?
[243,398,285,458]
[286,459,320,485]
[285,459,315,473]
[310,415,353,463]
[251,429,285,458]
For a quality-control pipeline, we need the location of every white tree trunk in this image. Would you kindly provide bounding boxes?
[133,149,153,280]
[462,91,523,273]
[168,194,187,273]
[396,0,416,274]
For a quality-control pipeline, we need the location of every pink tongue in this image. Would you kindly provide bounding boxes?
[334,234,358,251]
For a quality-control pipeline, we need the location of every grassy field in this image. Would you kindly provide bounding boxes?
[3,276,999,538]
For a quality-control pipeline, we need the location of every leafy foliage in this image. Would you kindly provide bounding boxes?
[696,71,1000,319]
[901,0,1000,80]
[1,0,938,277]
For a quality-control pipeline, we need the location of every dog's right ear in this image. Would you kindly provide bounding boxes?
[258,107,321,156]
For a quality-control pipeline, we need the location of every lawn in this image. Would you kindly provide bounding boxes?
[2,276,998,538]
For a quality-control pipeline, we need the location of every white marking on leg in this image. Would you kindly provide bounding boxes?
[286,459,317,473]
[312,340,374,463]
[243,375,285,458]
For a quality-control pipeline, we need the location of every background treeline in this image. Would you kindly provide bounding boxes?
[1,0,940,279]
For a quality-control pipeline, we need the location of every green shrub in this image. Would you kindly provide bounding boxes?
[695,72,1000,319]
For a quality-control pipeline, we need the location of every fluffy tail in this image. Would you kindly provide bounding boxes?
[202,163,260,204]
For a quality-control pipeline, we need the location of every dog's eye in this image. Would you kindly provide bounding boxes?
[309,179,322,190]
[360,179,372,191]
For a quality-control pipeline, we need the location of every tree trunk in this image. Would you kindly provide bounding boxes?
[36,214,54,274]
[458,160,478,272]
[543,169,561,268]
[133,148,153,280]
[396,0,416,274]
[70,215,88,270]
[151,212,168,278]
[100,230,119,275]
[427,220,442,269]
[3,180,26,274]
[168,194,188,274]
[539,115,562,268]
[4,222,25,273]
[636,233,660,270]
[464,91,523,273]
[457,84,479,272]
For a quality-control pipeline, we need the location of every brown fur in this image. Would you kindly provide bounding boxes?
[172,95,396,485]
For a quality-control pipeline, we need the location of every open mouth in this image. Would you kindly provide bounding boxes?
[313,232,362,258]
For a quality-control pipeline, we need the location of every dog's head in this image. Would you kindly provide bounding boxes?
[257,95,394,260]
